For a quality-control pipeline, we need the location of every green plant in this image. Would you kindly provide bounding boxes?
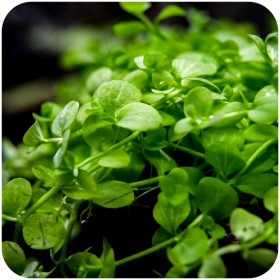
[2,2,278,278]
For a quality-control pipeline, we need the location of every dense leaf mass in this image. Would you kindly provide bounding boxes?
[2,2,278,278]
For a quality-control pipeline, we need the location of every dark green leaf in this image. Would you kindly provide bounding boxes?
[92,180,134,208]
[2,241,26,275]
[236,173,278,198]
[32,165,54,187]
[99,238,115,278]
[168,228,209,265]
[196,177,239,220]
[144,149,177,175]
[245,248,277,274]
[205,141,246,179]
[98,149,130,168]
[153,192,190,234]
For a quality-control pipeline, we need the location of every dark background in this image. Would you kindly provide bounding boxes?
[2,2,278,142]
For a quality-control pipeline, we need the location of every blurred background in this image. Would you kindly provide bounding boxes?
[2,2,278,144]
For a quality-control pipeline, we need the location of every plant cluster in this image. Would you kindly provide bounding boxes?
[2,2,278,278]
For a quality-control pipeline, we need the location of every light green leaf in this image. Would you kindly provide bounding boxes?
[86,67,112,93]
[243,123,278,143]
[92,180,134,208]
[172,58,217,78]
[98,149,130,168]
[196,177,239,221]
[113,21,146,37]
[155,5,185,23]
[53,129,71,168]
[2,178,32,217]
[120,2,151,15]
[263,187,278,213]
[97,80,142,115]
[183,87,213,120]
[23,121,45,148]
[51,101,79,137]
[124,70,148,91]
[198,254,227,278]
[201,127,244,150]
[2,241,26,275]
[230,208,264,242]
[23,214,66,249]
[116,102,162,131]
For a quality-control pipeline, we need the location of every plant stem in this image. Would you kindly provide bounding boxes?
[129,176,164,188]
[19,185,61,224]
[2,214,18,222]
[151,89,181,108]
[76,131,141,169]
[167,142,205,159]
[230,138,277,183]
[115,235,180,267]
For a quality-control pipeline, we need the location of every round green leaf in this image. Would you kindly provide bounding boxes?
[198,254,227,278]
[196,177,239,220]
[92,180,134,208]
[86,67,112,93]
[97,80,142,115]
[183,87,213,120]
[168,228,209,265]
[23,214,66,249]
[98,149,130,168]
[2,241,26,275]
[116,102,162,131]
[23,121,45,148]
[2,178,32,217]
[230,208,264,242]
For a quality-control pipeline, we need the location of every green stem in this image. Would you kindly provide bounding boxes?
[214,244,243,256]
[44,138,63,143]
[115,235,180,267]
[129,176,164,188]
[76,131,141,169]
[151,89,181,108]
[167,142,205,159]
[2,214,18,222]
[19,185,61,224]
[69,129,83,140]
[230,139,277,183]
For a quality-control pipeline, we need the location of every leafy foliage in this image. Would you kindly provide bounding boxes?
[2,2,278,278]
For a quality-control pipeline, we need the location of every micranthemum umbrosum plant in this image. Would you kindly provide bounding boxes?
[2,2,278,278]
